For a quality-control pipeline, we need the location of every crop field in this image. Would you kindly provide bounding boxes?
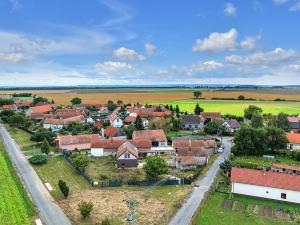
[0,141,36,225]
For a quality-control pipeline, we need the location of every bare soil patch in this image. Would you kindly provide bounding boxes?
[221,199,234,210]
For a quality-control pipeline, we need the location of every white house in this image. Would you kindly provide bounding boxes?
[223,119,240,133]
[109,112,123,128]
[286,133,300,150]
[231,167,300,204]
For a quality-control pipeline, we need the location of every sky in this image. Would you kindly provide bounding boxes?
[0,0,300,86]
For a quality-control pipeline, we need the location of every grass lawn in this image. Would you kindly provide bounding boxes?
[232,155,300,168]
[161,99,300,116]
[0,141,36,225]
[197,192,298,225]
[32,156,91,199]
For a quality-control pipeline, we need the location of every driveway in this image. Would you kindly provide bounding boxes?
[0,124,72,225]
[168,136,232,225]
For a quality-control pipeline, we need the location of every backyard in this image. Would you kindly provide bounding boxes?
[0,141,36,225]
[197,192,299,225]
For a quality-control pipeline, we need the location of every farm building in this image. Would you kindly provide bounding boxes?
[26,104,57,120]
[103,126,126,140]
[271,163,300,175]
[56,134,100,151]
[182,115,201,130]
[286,133,300,150]
[43,115,85,131]
[288,117,300,132]
[231,167,300,204]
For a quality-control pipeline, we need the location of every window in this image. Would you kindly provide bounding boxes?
[266,191,269,194]
[281,193,287,199]
[124,153,130,158]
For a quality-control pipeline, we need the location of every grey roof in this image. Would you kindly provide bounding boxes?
[225,119,240,129]
[182,115,200,124]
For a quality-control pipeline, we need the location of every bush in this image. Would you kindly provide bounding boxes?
[101,218,111,225]
[77,200,93,219]
[294,151,300,161]
[29,154,47,165]
[143,155,168,179]
[58,180,69,198]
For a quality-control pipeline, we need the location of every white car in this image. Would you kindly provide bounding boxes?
[218,147,224,153]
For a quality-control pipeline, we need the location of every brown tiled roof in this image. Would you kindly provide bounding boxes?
[231,167,300,191]
[272,163,300,172]
[57,134,99,145]
[30,104,57,114]
[109,112,119,121]
[200,112,222,122]
[104,126,121,138]
[173,139,216,157]
[225,119,240,129]
[116,142,139,158]
[44,115,85,125]
[125,116,136,123]
[91,139,151,149]
[287,133,300,144]
[132,129,167,142]
[177,156,198,166]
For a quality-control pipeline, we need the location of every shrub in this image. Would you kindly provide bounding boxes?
[294,151,300,161]
[143,155,168,179]
[77,200,93,219]
[58,180,69,198]
[101,218,111,225]
[29,154,47,165]
[40,138,50,154]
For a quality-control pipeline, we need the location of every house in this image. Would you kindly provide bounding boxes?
[103,126,126,140]
[116,142,139,168]
[223,119,240,133]
[56,134,100,151]
[90,139,151,157]
[182,115,201,130]
[43,115,85,131]
[231,167,300,204]
[132,129,174,156]
[286,133,300,150]
[288,117,300,132]
[26,104,57,120]
[54,108,86,119]
[109,112,123,128]
[2,104,18,111]
[124,116,149,128]
[272,163,300,175]
[172,139,217,170]
[127,105,172,118]
[199,112,223,126]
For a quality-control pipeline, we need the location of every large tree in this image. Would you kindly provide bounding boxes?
[70,97,82,105]
[40,138,50,154]
[73,154,89,172]
[233,125,268,156]
[265,126,288,152]
[268,113,290,131]
[194,103,204,115]
[143,156,168,179]
[134,115,144,130]
[204,121,221,135]
[193,91,202,99]
[250,113,264,128]
[244,105,263,119]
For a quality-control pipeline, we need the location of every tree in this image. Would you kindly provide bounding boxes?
[171,117,182,131]
[8,113,26,128]
[29,154,48,165]
[268,113,290,131]
[175,105,180,114]
[233,126,268,156]
[77,201,93,219]
[70,97,82,105]
[204,121,221,135]
[265,126,288,152]
[58,180,69,198]
[244,105,263,119]
[117,100,123,105]
[143,156,168,179]
[193,91,202,99]
[123,124,135,139]
[238,95,245,100]
[30,130,56,143]
[220,160,232,176]
[250,113,264,128]
[107,100,117,111]
[134,115,144,130]
[73,154,89,172]
[194,103,204,115]
[32,96,49,105]
[40,138,50,154]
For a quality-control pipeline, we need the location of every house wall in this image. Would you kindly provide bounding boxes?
[117,159,138,168]
[111,117,123,128]
[91,148,104,157]
[183,123,200,130]
[287,143,300,150]
[231,182,300,204]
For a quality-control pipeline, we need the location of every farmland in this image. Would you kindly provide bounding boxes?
[0,141,36,225]
[2,87,300,116]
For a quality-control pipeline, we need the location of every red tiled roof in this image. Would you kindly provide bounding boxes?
[57,134,99,146]
[125,116,136,123]
[177,156,198,166]
[172,139,213,157]
[91,139,151,149]
[231,167,300,192]
[109,112,119,122]
[30,104,57,114]
[104,126,120,138]
[286,133,300,144]
[132,129,167,142]
[272,163,300,172]
[116,142,139,158]
[16,102,31,108]
[44,115,85,125]
[2,104,16,109]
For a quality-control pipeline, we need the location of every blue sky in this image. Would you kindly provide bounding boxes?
[0,0,300,86]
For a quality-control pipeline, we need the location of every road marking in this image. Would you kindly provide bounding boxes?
[45,182,53,191]
[35,219,43,225]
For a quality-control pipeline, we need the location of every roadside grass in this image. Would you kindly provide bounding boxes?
[197,192,298,225]
[32,156,91,199]
[0,141,36,225]
[162,99,300,116]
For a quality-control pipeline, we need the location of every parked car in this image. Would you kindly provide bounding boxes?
[218,147,224,153]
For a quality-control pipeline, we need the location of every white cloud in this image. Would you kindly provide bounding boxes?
[240,37,257,50]
[273,0,289,5]
[113,47,145,61]
[224,3,237,16]
[193,28,238,52]
[225,48,298,65]
[8,0,21,11]
[144,44,157,55]
[0,52,26,63]
[289,1,300,11]
[94,61,133,75]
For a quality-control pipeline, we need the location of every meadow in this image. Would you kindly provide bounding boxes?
[0,141,36,225]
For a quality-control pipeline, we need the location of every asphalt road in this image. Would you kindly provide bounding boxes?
[168,136,233,225]
[0,124,72,225]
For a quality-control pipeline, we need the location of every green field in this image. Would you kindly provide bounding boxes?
[197,192,298,225]
[0,141,36,225]
[163,99,300,116]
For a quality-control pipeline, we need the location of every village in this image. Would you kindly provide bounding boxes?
[1,93,300,225]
